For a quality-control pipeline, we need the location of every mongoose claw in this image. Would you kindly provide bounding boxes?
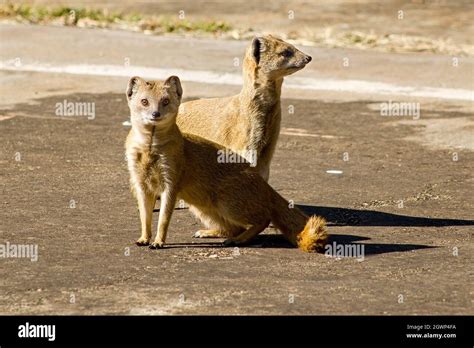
[136,239,150,246]
[149,242,164,249]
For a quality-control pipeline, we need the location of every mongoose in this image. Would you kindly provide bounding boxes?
[125,76,327,252]
[177,35,312,182]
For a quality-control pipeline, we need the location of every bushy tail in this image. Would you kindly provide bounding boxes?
[296,215,328,252]
[270,192,328,252]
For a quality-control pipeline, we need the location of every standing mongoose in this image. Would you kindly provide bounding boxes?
[125,76,327,252]
[177,35,312,182]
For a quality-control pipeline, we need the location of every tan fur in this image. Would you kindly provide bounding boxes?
[125,76,327,252]
[176,35,312,181]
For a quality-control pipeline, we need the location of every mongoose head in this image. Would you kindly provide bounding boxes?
[126,76,182,128]
[244,35,312,79]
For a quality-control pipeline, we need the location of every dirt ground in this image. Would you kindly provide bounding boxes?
[1,85,473,314]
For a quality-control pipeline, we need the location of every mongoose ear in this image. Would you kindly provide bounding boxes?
[126,76,144,101]
[251,37,264,65]
[165,76,183,98]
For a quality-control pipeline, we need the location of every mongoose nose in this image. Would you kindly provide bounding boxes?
[152,111,160,118]
[306,55,312,63]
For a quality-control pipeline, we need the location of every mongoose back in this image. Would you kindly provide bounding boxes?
[125,76,327,252]
[176,35,312,181]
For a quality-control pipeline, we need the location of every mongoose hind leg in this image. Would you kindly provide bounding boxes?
[189,205,243,238]
[223,221,269,246]
[193,229,227,238]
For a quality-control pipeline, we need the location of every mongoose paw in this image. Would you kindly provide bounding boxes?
[194,230,226,238]
[136,238,150,246]
[193,230,215,238]
[149,241,164,249]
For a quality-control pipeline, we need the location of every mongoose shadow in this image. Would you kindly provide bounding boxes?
[161,233,436,256]
[159,204,471,254]
[296,204,474,227]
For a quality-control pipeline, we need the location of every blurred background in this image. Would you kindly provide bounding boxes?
[2,0,473,56]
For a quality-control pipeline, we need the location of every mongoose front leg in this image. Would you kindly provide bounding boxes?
[150,189,177,249]
[135,188,156,246]
[193,229,227,238]
[223,221,269,246]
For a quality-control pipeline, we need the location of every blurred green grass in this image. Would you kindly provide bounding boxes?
[0,3,232,33]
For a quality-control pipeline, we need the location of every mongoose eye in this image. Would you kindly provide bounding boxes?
[281,49,294,58]
[162,98,170,106]
[141,99,149,106]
